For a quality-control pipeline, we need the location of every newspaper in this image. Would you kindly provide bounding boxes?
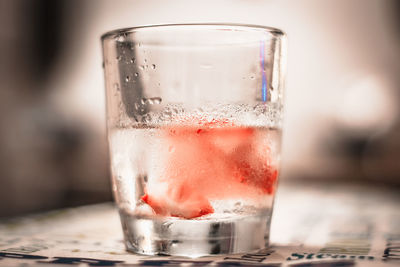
[0,181,399,266]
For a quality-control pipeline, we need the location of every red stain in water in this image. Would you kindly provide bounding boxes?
[141,120,278,219]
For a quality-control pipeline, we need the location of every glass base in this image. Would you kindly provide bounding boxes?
[119,210,271,257]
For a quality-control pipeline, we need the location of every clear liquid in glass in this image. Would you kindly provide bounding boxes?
[109,115,281,256]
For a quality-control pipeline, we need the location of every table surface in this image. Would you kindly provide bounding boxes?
[0,180,399,266]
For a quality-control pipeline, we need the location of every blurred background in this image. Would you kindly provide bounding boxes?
[0,0,399,217]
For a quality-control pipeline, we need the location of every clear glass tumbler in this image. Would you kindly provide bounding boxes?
[101,24,286,257]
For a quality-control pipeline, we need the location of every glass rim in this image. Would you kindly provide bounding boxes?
[101,23,286,41]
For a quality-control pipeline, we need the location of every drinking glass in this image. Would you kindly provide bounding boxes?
[101,23,287,257]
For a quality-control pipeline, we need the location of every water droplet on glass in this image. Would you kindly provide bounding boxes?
[112,184,118,192]
[130,58,135,63]
[125,76,130,82]
[140,97,162,105]
[151,64,156,69]
[144,59,147,63]
[116,35,125,42]
[113,83,120,91]
[116,55,122,61]
[163,221,173,228]
[152,97,162,104]
[250,75,255,79]
[139,65,144,70]
[141,114,151,123]
[134,72,139,77]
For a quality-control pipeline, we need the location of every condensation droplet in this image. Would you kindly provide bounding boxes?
[134,72,139,77]
[116,35,125,42]
[113,83,120,91]
[130,58,135,63]
[139,65,144,70]
[125,76,130,82]
[152,97,162,104]
[151,64,156,69]
[112,184,118,192]
[140,97,162,105]
[116,55,122,61]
